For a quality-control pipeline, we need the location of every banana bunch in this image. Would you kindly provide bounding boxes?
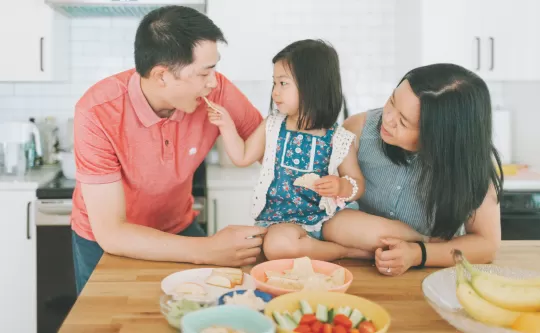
[453,249,540,333]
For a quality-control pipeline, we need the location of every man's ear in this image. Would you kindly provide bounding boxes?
[149,66,167,86]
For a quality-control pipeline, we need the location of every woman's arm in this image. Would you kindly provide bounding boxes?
[373,184,501,276]
[415,184,501,267]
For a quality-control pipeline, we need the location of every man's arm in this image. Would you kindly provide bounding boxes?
[82,181,204,262]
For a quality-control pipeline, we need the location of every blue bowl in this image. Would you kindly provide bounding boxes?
[217,289,274,311]
[181,304,276,333]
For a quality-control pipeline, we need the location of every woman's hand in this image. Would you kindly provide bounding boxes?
[374,238,422,276]
[207,101,235,133]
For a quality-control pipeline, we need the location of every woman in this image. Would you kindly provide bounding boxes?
[322,63,503,276]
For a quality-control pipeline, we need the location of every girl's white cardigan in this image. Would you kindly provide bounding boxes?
[251,112,356,232]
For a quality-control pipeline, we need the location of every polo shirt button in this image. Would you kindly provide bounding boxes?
[397,186,401,190]
[389,212,395,216]
[165,140,169,146]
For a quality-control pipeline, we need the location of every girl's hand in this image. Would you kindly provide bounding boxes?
[374,238,422,276]
[207,100,235,132]
[314,175,342,197]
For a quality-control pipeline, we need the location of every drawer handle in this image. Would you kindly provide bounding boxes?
[40,37,44,72]
[26,201,32,240]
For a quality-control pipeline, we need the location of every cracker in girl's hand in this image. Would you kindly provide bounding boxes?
[293,173,320,190]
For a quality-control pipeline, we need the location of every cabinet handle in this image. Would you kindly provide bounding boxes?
[475,37,481,70]
[40,37,44,72]
[212,199,217,235]
[26,201,32,240]
[489,37,495,71]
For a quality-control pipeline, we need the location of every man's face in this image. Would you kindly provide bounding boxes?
[161,40,220,113]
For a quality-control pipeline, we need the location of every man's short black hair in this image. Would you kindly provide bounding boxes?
[134,6,226,77]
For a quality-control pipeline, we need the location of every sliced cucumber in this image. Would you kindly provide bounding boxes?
[336,306,352,317]
[292,309,303,324]
[273,311,297,330]
[327,308,335,324]
[315,304,328,322]
[349,308,365,328]
[299,300,313,314]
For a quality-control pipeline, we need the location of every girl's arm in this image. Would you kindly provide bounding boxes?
[208,103,266,167]
[335,142,365,201]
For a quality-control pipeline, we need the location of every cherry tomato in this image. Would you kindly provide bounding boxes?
[300,314,318,325]
[294,324,312,333]
[332,314,353,329]
[322,323,333,333]
[358,321,377,333]
[311,321,324,333]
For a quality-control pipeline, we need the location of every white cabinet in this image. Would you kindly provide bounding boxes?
[0,190,37,332]
[0,0,69,82]
[395,0,540,81]
[206,165,260,235]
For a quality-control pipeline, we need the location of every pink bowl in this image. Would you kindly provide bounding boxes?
[250,259,353,297]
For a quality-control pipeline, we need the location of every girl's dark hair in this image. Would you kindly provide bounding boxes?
[382,63,503,239]
[271,39,344,130]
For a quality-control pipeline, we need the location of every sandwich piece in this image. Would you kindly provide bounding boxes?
[213,267,244,285]
[293,173,320,191]
[205,272,234,289]
[174,282,207,295]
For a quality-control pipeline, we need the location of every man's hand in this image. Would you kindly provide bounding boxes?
[201,225,268,266]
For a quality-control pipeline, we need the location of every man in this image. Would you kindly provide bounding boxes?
[71,6,266,294]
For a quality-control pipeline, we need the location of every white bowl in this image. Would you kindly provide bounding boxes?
[422,264,540,333]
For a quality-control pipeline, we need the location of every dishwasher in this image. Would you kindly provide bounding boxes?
[36,179,77,333]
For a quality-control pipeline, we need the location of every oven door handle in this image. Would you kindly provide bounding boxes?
[36,200,73,216]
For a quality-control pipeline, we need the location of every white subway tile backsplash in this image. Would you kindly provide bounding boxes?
[0,84,14,96]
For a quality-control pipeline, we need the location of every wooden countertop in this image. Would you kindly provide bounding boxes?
[59,241,540,333]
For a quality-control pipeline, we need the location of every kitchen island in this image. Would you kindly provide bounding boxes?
[59,241,540,333]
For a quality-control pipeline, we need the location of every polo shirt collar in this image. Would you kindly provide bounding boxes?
[128,71,183,127]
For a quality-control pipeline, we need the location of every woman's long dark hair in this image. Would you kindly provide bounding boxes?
[383,63,503,239]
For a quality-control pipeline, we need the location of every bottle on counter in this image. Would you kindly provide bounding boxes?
[37,116,60,165]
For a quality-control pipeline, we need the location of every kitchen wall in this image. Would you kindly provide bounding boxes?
[0,0,538,166]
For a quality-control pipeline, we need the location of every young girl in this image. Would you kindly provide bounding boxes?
[206,39,370,261]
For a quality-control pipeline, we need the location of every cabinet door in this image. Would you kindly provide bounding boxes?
[0,191,36,333]
[207,189,255,235]
[420,0,472,69]
[486,0,540,80]
[0,0,47,81]
[0,0,68,82]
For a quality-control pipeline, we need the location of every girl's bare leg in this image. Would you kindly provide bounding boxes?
[262,223,372,261]
[322,209,426,252]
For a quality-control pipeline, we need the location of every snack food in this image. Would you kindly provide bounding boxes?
[272,300,377,333]
[293,173,321,191]
[265,257,346,291]
[223,290,266,311]
[205,268,244,289]
[174,282,207,296]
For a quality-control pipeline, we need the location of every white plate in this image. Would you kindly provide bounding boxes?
[161,268,257,299]
[422,264,540,333]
